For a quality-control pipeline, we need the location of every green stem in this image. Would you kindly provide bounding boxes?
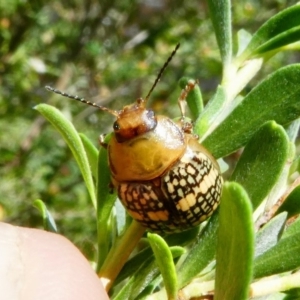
[250,272,300,297]
[98,220,146,291]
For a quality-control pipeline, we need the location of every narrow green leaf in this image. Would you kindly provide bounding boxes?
[112,255,156,300]
[202,64,300,158]
[236,29,253,56]
[169,246,186,258]
[276,185,300,218]
[115,199,126,234]
[195,86,226,137]
[33,199,58,232]
[253,26,300,56]
[79,133,98,180]
[254,233,300,279]
[231,121,290,209]
[177,212,218,288]
[148,233,178,300]
[133,248,184,300]
[114,256,156,300]
[239,4,300,60]
[112,277,134,300]
[283,289,300,300]
[282,216,300,240]
[207,0,232,71]
[179,77,203,119]
[115,245,153,286]
[35,104,96,207]
[115,227,198,286]
[255,212,287,258]
[96,133,118,270]
[215,182,254,300]
[113,246,184,300]
[285,119,300,142]
[136,276,162,300]
[129,259,161,300]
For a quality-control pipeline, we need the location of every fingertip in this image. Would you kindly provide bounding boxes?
[0,223,109,300]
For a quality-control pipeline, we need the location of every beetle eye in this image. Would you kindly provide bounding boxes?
[113,121,120,131]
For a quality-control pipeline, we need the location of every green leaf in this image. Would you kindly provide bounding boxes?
[96,133,118,270]
[169,246,186,257]
[115,227,199,286]
[215,182,254,300]
[33,199,58,232]
[202,64,300,158]
[135,276,162,300]
[276,185,300,218]
[113,256,156,300]
[115,245,154,286]
[115,199,126,234]
[112,276,135,300]
[231,121,290,209]
[282,216,300,240]
[195,86,226,137]
[254,232,300,279]
[35,104,96,207]
[253,26,300,56]
[283,288,300,300]
[148,233,178,300]
[114,269,164,300]
[285,118,300,142]
[179,77,203,119]
[135,247,184,300]
[207,0,232,72]
[113,246,184,300]
[177,212,218,288]
[236,29,253,56]
[255,212,287,258]
[239,4,300,60]
[79,133,98,180]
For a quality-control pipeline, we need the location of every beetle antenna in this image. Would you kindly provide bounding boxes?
[45,86,119,117]
[145,43,180,101]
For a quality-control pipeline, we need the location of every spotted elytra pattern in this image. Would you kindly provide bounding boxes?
[117,144,223,233]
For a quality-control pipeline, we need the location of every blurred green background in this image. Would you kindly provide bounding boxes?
[1,0,299,258]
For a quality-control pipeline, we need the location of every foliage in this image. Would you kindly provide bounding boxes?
[2,0,300,299]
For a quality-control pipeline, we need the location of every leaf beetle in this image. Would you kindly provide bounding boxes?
[46,44,223,233]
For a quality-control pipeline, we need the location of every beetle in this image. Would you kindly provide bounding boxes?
[46,44,223,233]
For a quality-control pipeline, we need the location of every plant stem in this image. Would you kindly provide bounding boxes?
[250,272,300,297]
[179,280,215,299]
[98,220,146,291]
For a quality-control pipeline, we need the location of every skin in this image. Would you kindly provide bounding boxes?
[0,222,109,300]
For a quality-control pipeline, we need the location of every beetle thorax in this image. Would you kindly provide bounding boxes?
[113,98,157,143]
[108,116,187,182]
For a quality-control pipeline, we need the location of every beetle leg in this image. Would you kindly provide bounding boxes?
[178,79,198,120]
[177,79,198,133]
